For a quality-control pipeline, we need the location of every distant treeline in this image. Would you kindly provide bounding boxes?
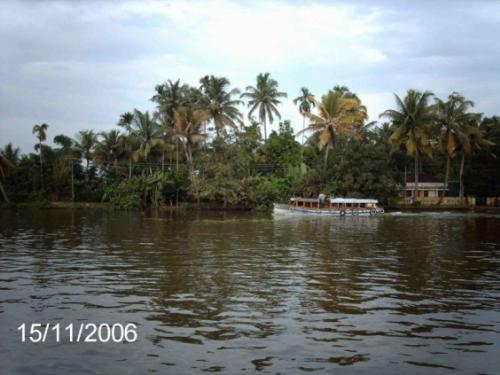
[1,74,499,209]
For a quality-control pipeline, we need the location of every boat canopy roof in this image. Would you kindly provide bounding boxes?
[330,198,378,204]
[290,197,378,204]
[290,197,318,202]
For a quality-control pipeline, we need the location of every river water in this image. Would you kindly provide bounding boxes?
[0,209,499,374]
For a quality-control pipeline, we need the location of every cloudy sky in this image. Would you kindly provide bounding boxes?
[1,0,499,152]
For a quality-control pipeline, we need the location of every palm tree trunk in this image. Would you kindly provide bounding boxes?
[39,140,43,189]
[186,143,199,204]
[186,144,193,176]
[414,150,419,200]
[162,150,165,172]
[404,162,408,203]
[302,116,305,145]
[128,156,132,179]
[459,153,465,201]
[324,146,330,168]
[0,180,9,203]
[444,155,451,196]
[263,118,267,141]
[176,139,179,171]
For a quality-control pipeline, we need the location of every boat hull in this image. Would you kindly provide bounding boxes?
[273,204,384,216]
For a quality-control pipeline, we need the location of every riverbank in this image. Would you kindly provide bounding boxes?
[387,205,500,214]
[0,201,258,211]
[2,201,500,215]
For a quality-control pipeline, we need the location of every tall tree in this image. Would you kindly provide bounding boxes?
[380,90,434,199]
[74,130,97,175]
[151,79,191,125]
[118,112,141,178]
[241,73,287,141]
[300,88,368,167]
[434,92,476,189]
[173,108,210,175]
[0,143,20,166]
[293,87,315,144]
[151,80,192,169]
[53,134,74,152]
[32,123,49,188]
[455,118,494,200]
[94,130,124,166]
[464,116,500,197]
[123,110,161,173]
[199,75,243,137]
[156,113,177,172]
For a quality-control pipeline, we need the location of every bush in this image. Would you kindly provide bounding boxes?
[26,191,51,208]
[75,180,104,202]
[253,177,282,210]
[103,177,143,210]
[162,167,190,205]
[102,169,191,210]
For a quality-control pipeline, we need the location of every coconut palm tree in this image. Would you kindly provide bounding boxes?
[74,130,97,175]
[53,134,74,153]
[155,113,177,171]
[241,73,287,141]
[434,92,476,189]
[124,133,141,178]
[94,130,124,166]
[300,88,368,166]
[118,112,141,178]
[0,144,19,203]
[151,80,193,169]
[123,110,161,174]
[151,79,191,124]
[118,111,134,129]
[0,143,20,165]
[293,87,315,144]
[455,118,494,200]
[199,75,243,137]
[32,123,48,186]
[380,90,434,199]
[173,107,211,175]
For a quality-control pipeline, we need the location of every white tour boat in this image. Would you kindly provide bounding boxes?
[274,196,384,216]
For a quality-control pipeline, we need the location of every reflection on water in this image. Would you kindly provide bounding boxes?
[1,209,499,374]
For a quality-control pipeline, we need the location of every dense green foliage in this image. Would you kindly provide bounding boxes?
[1,74,498,210]
[103,168,190,210]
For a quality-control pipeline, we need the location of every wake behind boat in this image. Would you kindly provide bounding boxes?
[274,196,384,216]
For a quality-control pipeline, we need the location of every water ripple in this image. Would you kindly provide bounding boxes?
[1,210,499,374]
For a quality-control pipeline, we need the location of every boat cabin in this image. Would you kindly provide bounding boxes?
[289,197,379,211]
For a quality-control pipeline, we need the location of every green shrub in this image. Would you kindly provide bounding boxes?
[103,177,143,210]
[102,169,191,210]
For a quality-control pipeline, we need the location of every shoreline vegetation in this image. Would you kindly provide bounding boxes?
[1,74,499,211]
[3,201,500,216]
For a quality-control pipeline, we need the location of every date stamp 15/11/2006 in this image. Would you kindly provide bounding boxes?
[17,323,138,343]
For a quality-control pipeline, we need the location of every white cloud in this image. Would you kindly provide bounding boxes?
[116,0,385,68]
[1,0,500,152]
